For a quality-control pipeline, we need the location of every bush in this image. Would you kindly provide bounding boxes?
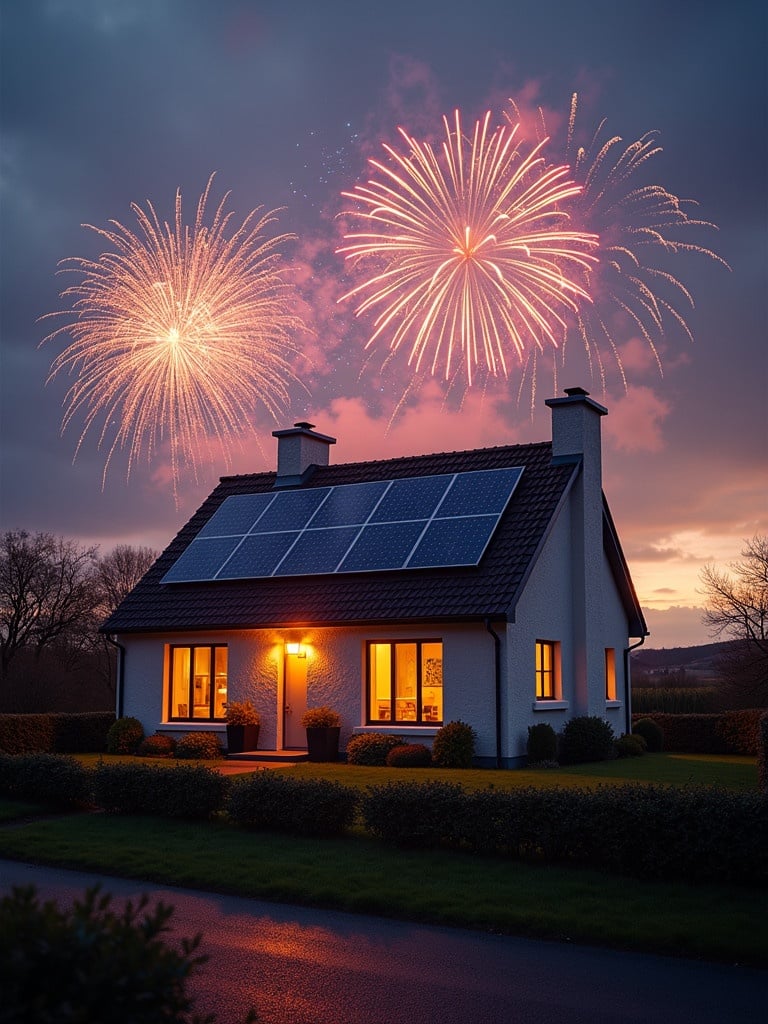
[527,722,557,764]
[361,780,466,846]
[632,717,664,752]
[225,701,260,726]
[614,733,646,758]
[137,733,177,758]
[631,687,717,714]
[558,715,615,764]
[0,885,236,1024]
[431,720,476,768]
[174,732,223,760]
[346,732,402,766]
[759,712,768,794]
[227,771,357,836]
[301,705,342,728]
[630,710,764,754]
[92,762,229,819]
[106,717,144,755]
[0,752,90,806]
[385,743,432,767]
[0,712,115,755]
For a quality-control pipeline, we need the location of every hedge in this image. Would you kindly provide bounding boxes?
[92,762,229,819]
[0,713,115,755]
[227,771,358,836]
[759,712,768,794]
[631,709,764,755]
[0,752,90,806]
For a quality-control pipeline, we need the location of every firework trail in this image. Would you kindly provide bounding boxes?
[507,93,729,391]
[337,110,599,386]
[42,175,305,499]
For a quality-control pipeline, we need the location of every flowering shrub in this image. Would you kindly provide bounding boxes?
[174,731,222,760]
[106,717,144,755]
[385,743,432,767]
[346,732,402,766]
[301,706,341,728]
[225,701,260,726]
[136,733,176,758]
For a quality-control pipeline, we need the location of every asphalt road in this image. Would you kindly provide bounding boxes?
[1,859,765,1024]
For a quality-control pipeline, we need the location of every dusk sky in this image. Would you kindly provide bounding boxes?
[1,0,766,649]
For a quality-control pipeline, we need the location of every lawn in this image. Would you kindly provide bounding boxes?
[0,751,764,966]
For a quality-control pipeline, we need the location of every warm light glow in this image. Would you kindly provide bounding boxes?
[41,174,306,500]
[338,109,599,386]
[286,642,306,658]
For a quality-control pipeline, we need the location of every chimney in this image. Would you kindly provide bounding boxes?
[272,421,336,487]
[544,387,608,717]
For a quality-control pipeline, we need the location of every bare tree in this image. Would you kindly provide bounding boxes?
[95,544,157,620]
[0,530,98,678]
[700,536,768,706]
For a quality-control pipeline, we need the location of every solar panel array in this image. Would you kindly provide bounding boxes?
[162,466,524,583]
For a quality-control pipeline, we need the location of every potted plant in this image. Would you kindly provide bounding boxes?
[301,705,341,762]
[225,701,260,754]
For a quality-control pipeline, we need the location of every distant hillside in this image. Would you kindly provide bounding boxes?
[631,641,731,679]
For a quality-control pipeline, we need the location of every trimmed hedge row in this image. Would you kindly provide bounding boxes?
[759,712,768,793]
[92,762,230,819]
[226,771,357,836]
[631,709,764,755]
[360,780,768,885]
[0,752,90,806]
[0,713,115,755]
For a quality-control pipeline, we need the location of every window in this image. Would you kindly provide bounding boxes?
[605,648,617,701]
[367,640,443,725]
[169,644,227,721]
[535,640,559,700]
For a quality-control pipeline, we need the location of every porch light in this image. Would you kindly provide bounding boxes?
[286,642,306,658]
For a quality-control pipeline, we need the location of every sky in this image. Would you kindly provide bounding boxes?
[1,0,766,649]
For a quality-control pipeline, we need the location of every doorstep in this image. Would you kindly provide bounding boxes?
[225,749,309,763]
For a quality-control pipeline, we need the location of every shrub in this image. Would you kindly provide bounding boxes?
[227,771,357,836]
[92,762,229,819]
[0,752,90,806]
[385,743,432,767]
[431,720,476,768]
[527,722,557,764]
[0,712,115,755]
[558,715,615,764]
[361,780,466,846]
[225,701,260,726]
[630,710,764,754]
[632,717,664,752]
[0,885,233,1024]
[631,687,717,714]
[614,733,646,758]
[346,732,402,766]
[137,733,177,758]
[106,717,144,755]
[301,706,341,728]
[174,731,222,760]
[759,712,768,794]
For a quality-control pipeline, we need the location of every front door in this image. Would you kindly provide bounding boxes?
[283,651,308,748]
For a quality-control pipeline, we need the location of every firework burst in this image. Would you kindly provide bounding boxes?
[42,175,305,498]
[337,110,599,385]
[508,94,729,391]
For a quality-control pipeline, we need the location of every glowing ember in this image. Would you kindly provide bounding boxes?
[41,175,304,498]
[338,110,599,385]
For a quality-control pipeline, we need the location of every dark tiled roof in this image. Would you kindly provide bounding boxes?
[103,441,578,634]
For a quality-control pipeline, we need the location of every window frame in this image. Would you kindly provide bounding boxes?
[535,639,560,701]
[366,639,443,726]
[167,643,228,722]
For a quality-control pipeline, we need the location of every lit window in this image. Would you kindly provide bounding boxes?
[368,640,443,725]
[605,648,617,700]
[169,644,227,721]
[535,640,559,700]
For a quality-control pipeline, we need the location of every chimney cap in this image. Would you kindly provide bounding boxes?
[294,420,315,430]
[564,386,590,397]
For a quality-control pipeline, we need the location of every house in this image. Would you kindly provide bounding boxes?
[102,387,647,767]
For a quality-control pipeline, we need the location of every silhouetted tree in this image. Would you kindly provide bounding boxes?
[700,536,768,706]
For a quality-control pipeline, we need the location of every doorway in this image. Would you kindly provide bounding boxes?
[283,650,308,748]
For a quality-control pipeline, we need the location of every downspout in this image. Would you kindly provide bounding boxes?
[484,618,502,769]
[623,636,645,735]
[105,635,126,719]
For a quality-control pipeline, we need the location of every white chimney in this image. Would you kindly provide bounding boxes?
[272,422,336,487]
[544,387,608,716]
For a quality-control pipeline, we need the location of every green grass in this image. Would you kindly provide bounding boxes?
[282,753,758,792]
[0,812,765,966]
[0,798,49,823]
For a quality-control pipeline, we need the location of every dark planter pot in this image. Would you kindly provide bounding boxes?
[306,726,340,763]
[226,724,260,754]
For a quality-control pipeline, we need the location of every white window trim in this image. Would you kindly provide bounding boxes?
[532,700,569,711]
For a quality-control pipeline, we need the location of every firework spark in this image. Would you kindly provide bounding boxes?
[42,175,305,498]
[337,110,599,385]
[508,94,729,391]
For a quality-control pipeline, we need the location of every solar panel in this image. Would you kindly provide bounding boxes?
[162,466,523,583]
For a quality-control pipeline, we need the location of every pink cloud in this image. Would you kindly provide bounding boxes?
[603,385,671,453]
